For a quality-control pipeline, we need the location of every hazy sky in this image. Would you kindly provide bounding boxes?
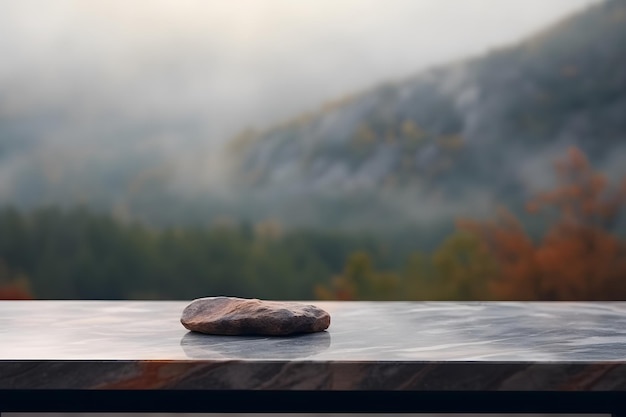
[0,0,601,149]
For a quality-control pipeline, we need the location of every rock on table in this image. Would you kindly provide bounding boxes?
[180,296,331,336]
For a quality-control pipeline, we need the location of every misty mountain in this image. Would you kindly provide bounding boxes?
[223,0,626,229]
[0,0,624,234]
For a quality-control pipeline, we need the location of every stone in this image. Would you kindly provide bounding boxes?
[180,296,331,336]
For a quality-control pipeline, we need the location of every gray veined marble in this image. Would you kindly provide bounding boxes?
[181,331,332,359]
[2,300,626,390]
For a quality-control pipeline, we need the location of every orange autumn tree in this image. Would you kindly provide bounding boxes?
[0,260,33,300]
[458,207,545,300]
[461,147,626,300]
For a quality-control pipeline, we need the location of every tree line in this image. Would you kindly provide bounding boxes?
[1,147,624,301]
[0,207,394,300]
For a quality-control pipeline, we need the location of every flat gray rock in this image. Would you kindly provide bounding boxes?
[181,297,331,336]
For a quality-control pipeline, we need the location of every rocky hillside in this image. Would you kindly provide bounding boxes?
[223,0,626,228]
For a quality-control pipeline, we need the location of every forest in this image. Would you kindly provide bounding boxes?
[1,146,624,301]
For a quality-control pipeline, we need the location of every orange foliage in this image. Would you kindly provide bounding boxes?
[458,208,540,300]
[0,283,33,300]
[528,147,626,228]
[0,260,34,300]
[460,147,626,300]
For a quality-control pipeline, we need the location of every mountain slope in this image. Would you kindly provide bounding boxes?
[223,0,626,228]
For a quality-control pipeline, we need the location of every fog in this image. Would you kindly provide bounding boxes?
[0,0,599,149]
[0,0,609,219]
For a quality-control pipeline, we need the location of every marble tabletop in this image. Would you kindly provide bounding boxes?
[2,300,626,391]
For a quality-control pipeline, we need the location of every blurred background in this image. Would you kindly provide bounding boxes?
[0,0,625,301]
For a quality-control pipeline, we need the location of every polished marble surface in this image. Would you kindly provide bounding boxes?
[2,301,626,390]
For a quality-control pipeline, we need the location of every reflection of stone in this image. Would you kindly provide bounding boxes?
[180,331,331,359]
[180,297,331,336]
